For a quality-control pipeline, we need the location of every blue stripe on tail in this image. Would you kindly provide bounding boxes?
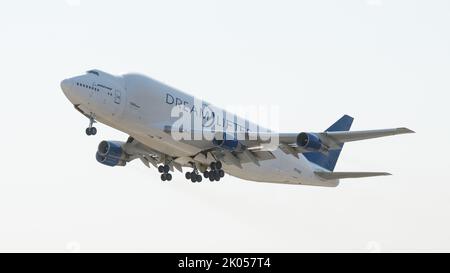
[303,115,354,171]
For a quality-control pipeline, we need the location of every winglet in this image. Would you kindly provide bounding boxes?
[397,127,415,134]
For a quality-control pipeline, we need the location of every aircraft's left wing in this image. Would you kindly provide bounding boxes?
[162,124,414,168]
[279,127,415,156]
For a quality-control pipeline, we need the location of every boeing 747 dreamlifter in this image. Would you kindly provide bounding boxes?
[60,69,413,187]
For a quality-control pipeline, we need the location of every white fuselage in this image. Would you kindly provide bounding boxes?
[61,70,338,187]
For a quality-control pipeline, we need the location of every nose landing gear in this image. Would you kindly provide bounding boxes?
[85,114,97,136]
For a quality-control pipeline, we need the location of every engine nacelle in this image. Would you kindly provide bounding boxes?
[212,133,244,152]
[296,132,328,152]
[95,141,127,167]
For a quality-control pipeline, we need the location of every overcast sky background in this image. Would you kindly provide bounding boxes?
[0,0,448,252]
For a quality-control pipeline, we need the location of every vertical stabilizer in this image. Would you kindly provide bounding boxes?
[303,115,354,171]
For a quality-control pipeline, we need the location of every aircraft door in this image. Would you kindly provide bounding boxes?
[91,81,103,107]
[112,88,125,118]
[89,81,96,98]
[114,89,121,104]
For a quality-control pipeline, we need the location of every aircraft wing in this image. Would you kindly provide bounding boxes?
[162,124,414,168]
[206,127,414,158]
[116,137,181,172]
[277,127,412,145]
[313,128,414,148]
[282,127,415,152]
[120,137,165,168]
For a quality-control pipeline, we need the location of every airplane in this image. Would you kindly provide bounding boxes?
[60,69,414,187]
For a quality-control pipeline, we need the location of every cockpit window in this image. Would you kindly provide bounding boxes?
[87,70,99,76]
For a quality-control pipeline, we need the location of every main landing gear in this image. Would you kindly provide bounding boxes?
[204,161,225,182]
[158,164,172,181]
[85,114,97,136]
[185,168,203,183]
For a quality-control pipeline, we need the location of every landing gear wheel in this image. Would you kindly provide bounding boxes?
[210,170,220,181]
[216,161,222,169]
[185,172,192,180]
[203,171,209,178]
[218,169,225,178]
[166,173,172,181]
[161,174,167,181]
[209,171,215,180]
[191,176,197,183]
[86,114,96,136]
[196,175,202,182]
[210,162,217,170]
[158,165,165,173]
[85,127,97,136]
[163,165,170,173]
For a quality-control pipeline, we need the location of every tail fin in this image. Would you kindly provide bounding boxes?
[303,115,354,171]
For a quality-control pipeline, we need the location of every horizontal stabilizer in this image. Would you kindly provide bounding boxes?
[314,171,391,180]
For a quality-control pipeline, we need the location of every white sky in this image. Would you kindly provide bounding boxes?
[0,0,448,252]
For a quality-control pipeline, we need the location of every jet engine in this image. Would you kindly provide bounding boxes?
[212,133,244,152]
[95,141,127,167]
[296,132,329,153]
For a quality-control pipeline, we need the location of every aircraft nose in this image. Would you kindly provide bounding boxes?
[61,79,72,93]
[60,79,72,93]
